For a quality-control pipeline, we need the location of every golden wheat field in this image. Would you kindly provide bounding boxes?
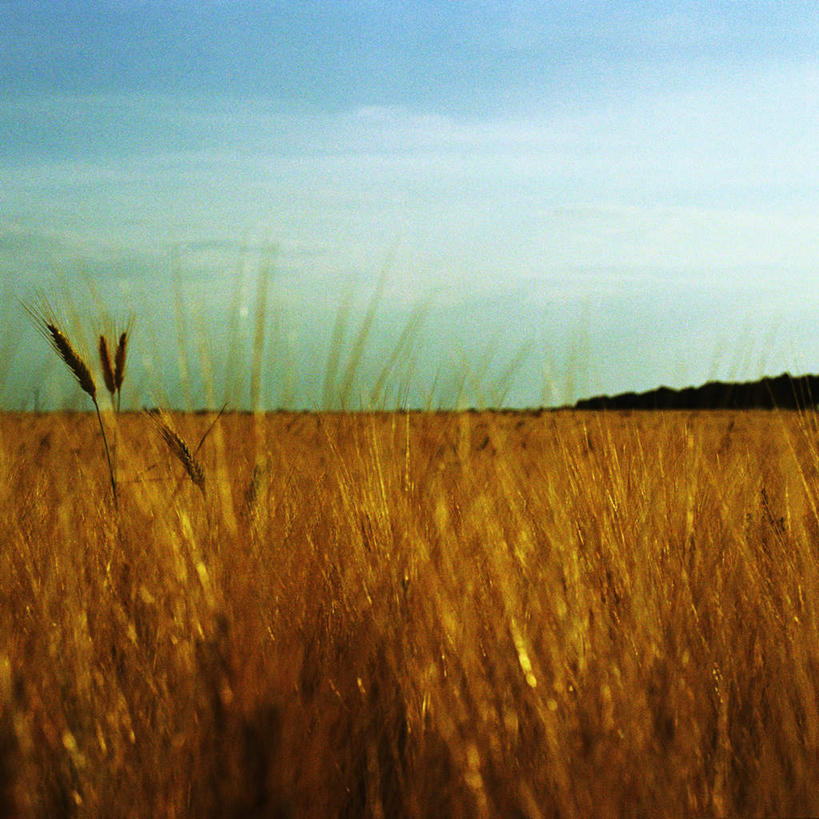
[2,407,819,817]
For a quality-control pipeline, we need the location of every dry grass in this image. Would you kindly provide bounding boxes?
[1,408,818,816]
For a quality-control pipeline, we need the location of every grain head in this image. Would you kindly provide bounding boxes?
[99,335,116,395]
[114,331,128,392]
[146,409,206,492]
[24,301,97,401]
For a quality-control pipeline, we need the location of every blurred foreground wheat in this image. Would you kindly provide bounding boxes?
[1,409,818,816]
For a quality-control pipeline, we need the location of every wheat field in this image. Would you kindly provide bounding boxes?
[1,406,819,816]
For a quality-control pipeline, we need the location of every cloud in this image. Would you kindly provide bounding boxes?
[3,61,819,327]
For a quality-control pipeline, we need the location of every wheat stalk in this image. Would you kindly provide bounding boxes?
[24,299,118,508]
[99,324,130,488]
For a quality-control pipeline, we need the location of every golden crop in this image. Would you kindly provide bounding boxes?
[1,408,818,816]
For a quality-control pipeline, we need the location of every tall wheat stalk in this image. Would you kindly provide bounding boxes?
[99,324,131,489]
[25,301,119,508]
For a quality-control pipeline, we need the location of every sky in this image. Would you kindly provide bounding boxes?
[3,1,819,410]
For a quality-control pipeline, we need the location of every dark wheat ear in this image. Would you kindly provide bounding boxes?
[146,410,206,493]
[48,323,97,399]
[24,301,97,401]
[24,298,118,507]
[114,331,128,391]
[99,335,116,395]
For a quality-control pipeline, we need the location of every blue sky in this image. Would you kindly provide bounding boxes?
[3,2,819,409]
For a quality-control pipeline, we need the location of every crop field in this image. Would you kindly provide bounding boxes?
[1,407,818,816]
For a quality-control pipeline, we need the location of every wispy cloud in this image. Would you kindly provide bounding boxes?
[4,65,819,303]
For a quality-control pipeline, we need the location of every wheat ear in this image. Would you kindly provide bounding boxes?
[114,331,128,391]
[100,328,129,413]
[146,410,206,493]
[25,302,118,508]
[45,322,98,400]
[99,335,116,395]
[114,331,128,413]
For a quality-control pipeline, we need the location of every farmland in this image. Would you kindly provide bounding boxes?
[1,408,818,816]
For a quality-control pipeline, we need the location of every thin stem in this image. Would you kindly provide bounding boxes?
[114,388,121,478]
